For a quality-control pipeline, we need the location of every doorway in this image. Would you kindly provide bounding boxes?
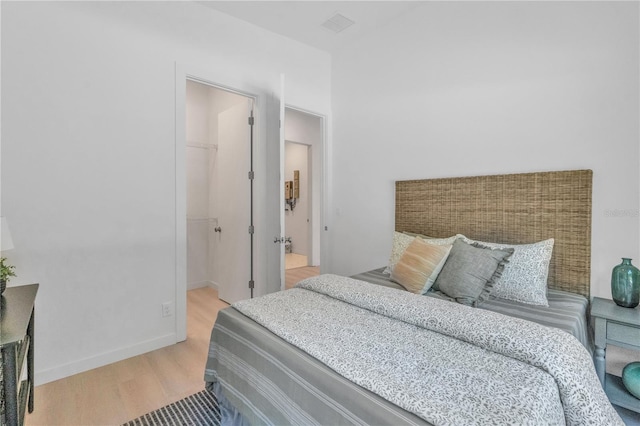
[177,69,328,339]
[284,141,310,269]
[185,80,255,304]
[283,107,323,289]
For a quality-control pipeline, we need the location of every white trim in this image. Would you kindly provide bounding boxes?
[35,333,177,386]
[279,75,286,291]
[175,62,188,342]
[187,280,218,291]
[284,104,328,272]
[322,109,332,274]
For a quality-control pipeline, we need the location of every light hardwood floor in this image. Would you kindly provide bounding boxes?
[25,268,319,425]
[25,287,228,425]
[22,283,640,425]
[285,253,308,269]
[284,252,320,289]
[285,266,320,290]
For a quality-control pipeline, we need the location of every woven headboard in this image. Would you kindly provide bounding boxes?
[395,170,593,298]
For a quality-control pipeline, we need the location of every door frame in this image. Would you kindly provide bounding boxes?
[175,62,259,341]
[175,63,330,340]
[282,105,327,289]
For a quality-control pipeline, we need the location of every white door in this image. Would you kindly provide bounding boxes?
[278,77,286,290]
[216,99,253,303]
[266,75,286,292]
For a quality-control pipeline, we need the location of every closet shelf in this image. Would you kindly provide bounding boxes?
[187,217,218,224]
[186,142,218,150]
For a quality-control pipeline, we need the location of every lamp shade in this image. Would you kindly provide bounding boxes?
[1,217,14,251]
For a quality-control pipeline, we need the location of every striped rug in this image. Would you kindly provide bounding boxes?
[123,389,220,426]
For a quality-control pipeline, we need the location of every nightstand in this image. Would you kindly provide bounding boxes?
[1,283,38,426]
[591,296,640,413]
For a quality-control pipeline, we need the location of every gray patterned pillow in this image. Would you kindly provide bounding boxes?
[433,239,514,306]
[458,235,554,306]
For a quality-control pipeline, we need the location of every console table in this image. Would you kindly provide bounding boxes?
[1,284,38,426]
[591,296,640,413]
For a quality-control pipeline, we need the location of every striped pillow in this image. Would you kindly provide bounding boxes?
[391,237,452,294]
[385,231,456,274]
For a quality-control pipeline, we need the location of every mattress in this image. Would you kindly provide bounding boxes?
[351,267,592,352]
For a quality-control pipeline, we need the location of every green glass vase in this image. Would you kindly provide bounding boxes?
[611,258,640,308]
[622,362,640,399]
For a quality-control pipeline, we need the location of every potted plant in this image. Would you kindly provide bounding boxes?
[0,257,16,295]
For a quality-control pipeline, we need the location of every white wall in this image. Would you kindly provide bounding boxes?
[1,1,330,384]
[284,142,310,257]
[285,108,324,266]
[330,1,639,300]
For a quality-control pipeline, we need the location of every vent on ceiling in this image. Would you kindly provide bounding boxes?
[321,13,355,34]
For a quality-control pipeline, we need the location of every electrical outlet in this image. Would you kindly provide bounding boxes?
[162,301,174,317]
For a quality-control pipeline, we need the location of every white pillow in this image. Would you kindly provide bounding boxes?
[457,234,554,306]
[384,231,457,274]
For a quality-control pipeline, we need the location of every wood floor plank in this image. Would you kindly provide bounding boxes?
[285,266,320,289]
[25,287,228,425]
[25,281,325,425]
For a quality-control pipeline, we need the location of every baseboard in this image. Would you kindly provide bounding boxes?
[35,332,177,386]
[188,280,218,291]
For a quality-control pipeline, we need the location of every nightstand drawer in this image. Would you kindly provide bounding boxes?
[608,321,640,346]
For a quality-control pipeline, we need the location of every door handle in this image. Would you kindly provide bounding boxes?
[214,227,222,233]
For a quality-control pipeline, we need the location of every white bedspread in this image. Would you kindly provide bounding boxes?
[233,274,622,426]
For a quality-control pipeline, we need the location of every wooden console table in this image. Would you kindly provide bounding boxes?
[1,284,38,426]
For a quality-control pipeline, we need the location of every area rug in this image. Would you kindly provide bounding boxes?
[123,388,220,426]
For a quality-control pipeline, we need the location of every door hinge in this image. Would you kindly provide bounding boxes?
[248,116,254,126]
[248,225,255,235]
[248,171,254,180]
[248,280,255,289]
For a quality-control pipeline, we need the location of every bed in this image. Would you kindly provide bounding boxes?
[351,267,592,351]
[204,170,623,425]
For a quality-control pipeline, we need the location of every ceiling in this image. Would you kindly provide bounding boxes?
[198,1,421,53]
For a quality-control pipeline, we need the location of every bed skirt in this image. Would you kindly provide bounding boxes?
[207,382,250,426]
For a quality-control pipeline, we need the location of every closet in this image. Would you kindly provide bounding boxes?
[185,80,254,303]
